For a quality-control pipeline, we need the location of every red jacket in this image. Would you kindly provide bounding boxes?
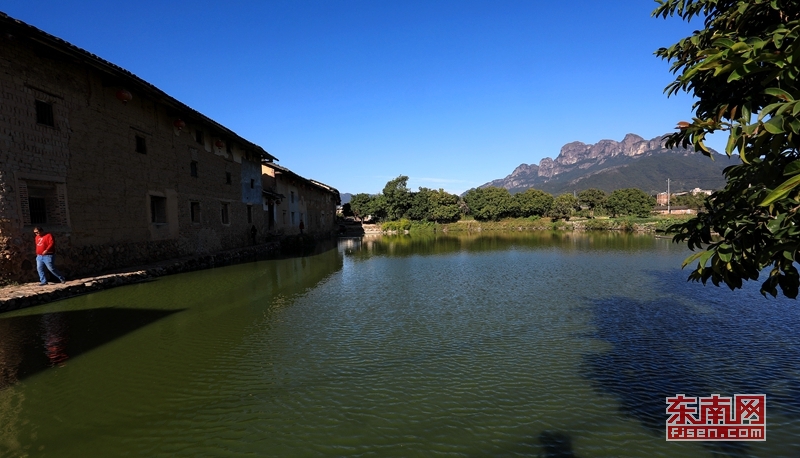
[35,233,55,255]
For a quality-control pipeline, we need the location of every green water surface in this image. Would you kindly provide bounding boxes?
[1,232,798,457]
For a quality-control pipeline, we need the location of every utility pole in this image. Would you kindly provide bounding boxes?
[667,178,671,214]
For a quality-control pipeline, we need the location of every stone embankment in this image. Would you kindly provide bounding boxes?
[0,241,282,314]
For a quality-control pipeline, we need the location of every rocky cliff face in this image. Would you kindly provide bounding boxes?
[480,133,707,193]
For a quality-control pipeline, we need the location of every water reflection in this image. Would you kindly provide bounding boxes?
[582,269,800,455]
[0,307,182,390]
[539,431,579,458]
[342,231,667,260]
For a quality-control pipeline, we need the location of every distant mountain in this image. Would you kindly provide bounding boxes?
[479,133,737,195]
[340,193,352,205]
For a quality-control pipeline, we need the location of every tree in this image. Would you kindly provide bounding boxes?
[382,175,412,220]
[513,188,554,217]
[672,193,707,212]
[342,203,353,218]
[605,188,655,218]
[578,188,607,218]
[349,193,373,222]
[654,1,800,297]
[427,188,461,223]
[548,193,579,221]
[463,187,514,221]
[407,187,433,221]
[367,195,388,221]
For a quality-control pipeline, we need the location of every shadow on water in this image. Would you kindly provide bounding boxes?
[0,307,183,390]
[581,269,800,456]
[538,431,579,458]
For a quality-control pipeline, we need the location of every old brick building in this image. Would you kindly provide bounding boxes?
[261,162,340,236]
[0,13,339,283]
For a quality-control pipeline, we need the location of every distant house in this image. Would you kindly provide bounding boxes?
[261,162,340,236]
[657,187,714,207]
[0,13,338,283]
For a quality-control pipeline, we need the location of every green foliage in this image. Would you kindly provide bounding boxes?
[381,218,412,232]
[380,218,435,233]
[578,188,607,217]
[582,218,612,231]
[408,220,437,233]
[605,188,656,218]
[369,195,388,221]
[406,187,458,223]
[349,193,373,221]
[671,193,707,211]
[423,188,461,223]
[341,203,353,217]
[655,0,800,297]
[653,217,691,233]
[407,188,432,221]
[463,187,514,221]
[548,193,580,221]
[383,175,412,220]
[513,188,554,217]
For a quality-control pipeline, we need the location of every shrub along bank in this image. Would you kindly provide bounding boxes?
[379,216,693,234]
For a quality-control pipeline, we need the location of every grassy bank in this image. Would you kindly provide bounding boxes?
[379,215,694,234]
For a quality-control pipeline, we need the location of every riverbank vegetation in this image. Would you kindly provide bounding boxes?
[346,175,697,234]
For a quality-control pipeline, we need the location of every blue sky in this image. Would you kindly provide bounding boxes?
[1,1,718,195]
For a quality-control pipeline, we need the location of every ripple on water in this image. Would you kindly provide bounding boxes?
[3,235,800,457]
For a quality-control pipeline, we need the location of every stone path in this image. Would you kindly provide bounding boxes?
[0,242,282,314]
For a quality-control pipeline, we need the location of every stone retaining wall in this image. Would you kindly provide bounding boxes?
[0,240,285,314]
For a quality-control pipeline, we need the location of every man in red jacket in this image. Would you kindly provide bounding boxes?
[34,227,66,285]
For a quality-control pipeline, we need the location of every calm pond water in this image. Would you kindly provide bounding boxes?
[1,232,799,457]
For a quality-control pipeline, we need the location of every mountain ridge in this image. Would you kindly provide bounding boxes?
[479,133,737,195]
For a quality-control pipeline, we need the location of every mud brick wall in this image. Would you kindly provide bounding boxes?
[0,30,278,283]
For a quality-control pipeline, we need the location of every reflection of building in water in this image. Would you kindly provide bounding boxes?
[0,319,25,389]
[0,318,26,454]
[41,313,69,367]
[0,385,25,454]
[339,238,362,255]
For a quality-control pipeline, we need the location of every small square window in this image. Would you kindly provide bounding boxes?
[190,201,201,223]
[150,196,167,224]
[29,197,47,224]
[221,202,230,225]
[135,135,147,154]
[291,191,295,203]
[190,161,198,177]
[35,100,54,127]
[195,130,204,144]
[226,172,232,184]
[23,182,66,227]
[250,179,255,189]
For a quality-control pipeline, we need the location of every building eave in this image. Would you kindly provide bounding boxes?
[0,11,277,163]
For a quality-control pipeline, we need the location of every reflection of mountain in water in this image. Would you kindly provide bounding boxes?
[0,307,182,390]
